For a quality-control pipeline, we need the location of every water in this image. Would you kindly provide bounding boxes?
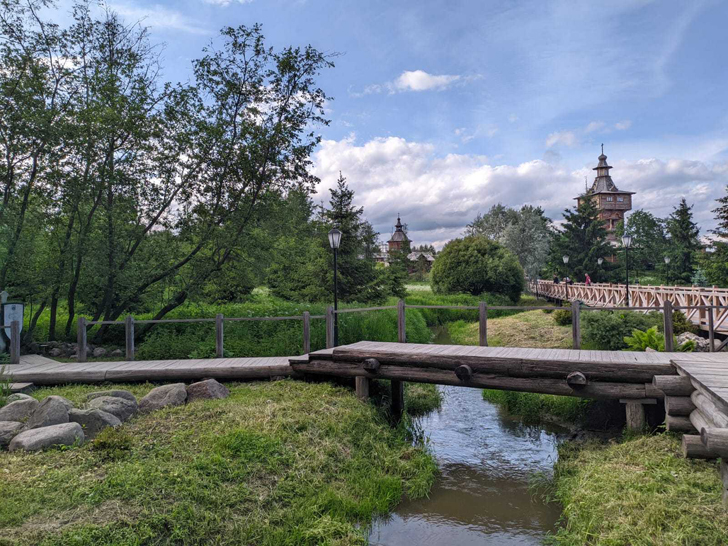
[368,327,564,545]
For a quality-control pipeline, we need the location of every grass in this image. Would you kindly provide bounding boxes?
[481,390,592,425]
[550,434,728,545]
[0,380,438,545]
[448,309,572,348]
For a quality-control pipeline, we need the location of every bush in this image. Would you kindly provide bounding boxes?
[430,237,525,301]
[552,309,572,326]
[623,326,695,352]
[582,310,662,351]
[672,310,699,335]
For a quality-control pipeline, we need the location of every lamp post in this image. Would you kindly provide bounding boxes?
[622,234,633,306]
[328,228,342,346]
[562,255,569,300]
[664,255,671,283]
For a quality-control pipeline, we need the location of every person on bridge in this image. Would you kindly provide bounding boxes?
[585,273,592,286]
[553,275,560,284]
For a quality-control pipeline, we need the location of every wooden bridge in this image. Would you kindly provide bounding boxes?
[531,279,728,335]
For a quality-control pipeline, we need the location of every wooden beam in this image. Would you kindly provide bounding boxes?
[665,396,695,416]
[682,434,716,459]
[701,428,728,459]
[665,414,696,433]
[691,391,728,428]
[652,375,694,396]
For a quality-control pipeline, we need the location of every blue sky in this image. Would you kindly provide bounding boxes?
[51,0,728,247]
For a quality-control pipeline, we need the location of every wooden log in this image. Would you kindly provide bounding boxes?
[9,321,20,365]
[665,414,696,433]
[700,428,728,459]
[689,380,728,419]
[362,358,380,372]
[566,371,587,387]
[681,434,717,459]
[455,364,473,382]
[625,401,646,431]
[689,408,713,434]
[293,359,650,399]
[572,300,581,349]
[391,380,404,420]
[665,396,696,417]
[652,375,694,396]
[330,348,675,383]
[691,391,728,428]
[355,377,370,401]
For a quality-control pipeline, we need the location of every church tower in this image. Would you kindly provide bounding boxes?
[387,215,409,252]
[577,145,634,244]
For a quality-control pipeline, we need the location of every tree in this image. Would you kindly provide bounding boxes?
[614,210,667,281]
[466,204,519,240]
[550,197,612,281]
[501,205,553,279]
[701,186,728,287]
[430,237,525,301]
[665,198,700,283]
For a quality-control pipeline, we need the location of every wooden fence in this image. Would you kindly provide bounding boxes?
[531,279,728,335]
[5,297,728,365]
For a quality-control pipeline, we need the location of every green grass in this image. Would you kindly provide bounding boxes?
[481,390,592,425]
[550,434,728,545]
[0,380,437,545]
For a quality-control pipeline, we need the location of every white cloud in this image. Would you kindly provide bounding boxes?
[110,3,210,34]
[585,121,606,133]
[204,0,253,5]
[313,135,728,247]
[352,70,480,96]
[615,120,633,130]
[545,131,578,148]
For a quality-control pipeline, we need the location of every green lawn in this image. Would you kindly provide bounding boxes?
[0,381,437,545]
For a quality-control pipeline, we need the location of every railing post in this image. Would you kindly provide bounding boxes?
[215,313,224,358]
[9,320,20,365]
[125,315,135,361]
[479,301,488,346]
[77,317,87,362]
[663,301,674,352]
[571,300,581,350]
[302,311,311,354]
[708,307,715,353]
[325,306,334,349]
[391,299,406,420]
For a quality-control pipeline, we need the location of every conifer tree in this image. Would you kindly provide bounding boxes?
[665,198,701,283]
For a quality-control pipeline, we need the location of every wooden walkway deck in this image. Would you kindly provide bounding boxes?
[2,354,295,385]
[673,356,728,414]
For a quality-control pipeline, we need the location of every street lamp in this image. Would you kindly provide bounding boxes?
[622,234,633,306]
[598,257,604,265]
[328,228,342,346]
[664,255,671,284]
[562,255,570,300]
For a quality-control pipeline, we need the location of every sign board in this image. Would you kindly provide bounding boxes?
[3,303,24,335]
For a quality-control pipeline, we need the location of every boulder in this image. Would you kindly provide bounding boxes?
[186,379,230,403]
[6,393,33,403]
[92,347,107,358]
[9,423,84,452]
[25,396,69,429]
[87,390,137,403]
[111,349,123,357]
[69,409,121,439]
[87,396,137,422]
[139,383,187,413]
[46,395,74,411]
[0,421,24,448]
[49,348,63,357]
[0,398,39,422]
[677,332,712,352]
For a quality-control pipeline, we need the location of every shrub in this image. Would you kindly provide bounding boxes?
[92,427,134,460]
[582,310,662,351]
[623,326,695,352]
[672,311,699,335]
[430,237,525,301]
[552,309,572,326]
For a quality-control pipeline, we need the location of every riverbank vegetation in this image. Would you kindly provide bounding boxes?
[0,380,437,545]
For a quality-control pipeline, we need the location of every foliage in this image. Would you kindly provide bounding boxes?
[672,310,699,335]
[702,243,728,287]
[551,435,728,545]
[552,308,572,326]
[430,237,525,301]
[614,210,668,279]
[482,390,591,424]
[404,291,520,326]
[665,198,701,283]
[0,381,438,544]
[582,310,662,351]
[549,197,613,282]
[623,326,694,352]
[691,267,709,287]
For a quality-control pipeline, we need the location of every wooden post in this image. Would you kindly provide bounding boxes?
[215,313,224,358]
[571,300,581,350]
[625,401,646,431]
[325,306,334,349]
[302,311,311,354]
[125,315,135,361]
[708,307,715,352]
[479,302,488,346]
[355,377,370,401]
[391,299,406,420]
[397,299,406,343]
[9,320,19,365]
[77,317,87,363]
[663,300,674,352]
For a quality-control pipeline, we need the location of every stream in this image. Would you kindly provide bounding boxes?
[368,327,565,545]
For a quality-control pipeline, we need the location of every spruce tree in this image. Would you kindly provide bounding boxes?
[665,198,701,283]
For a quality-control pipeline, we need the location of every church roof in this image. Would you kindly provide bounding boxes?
[578,146,635,197]
[388,215,409,243]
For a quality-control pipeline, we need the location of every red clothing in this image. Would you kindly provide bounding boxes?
[585,274,592,286]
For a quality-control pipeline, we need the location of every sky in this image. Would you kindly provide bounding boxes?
[49,0,728,248]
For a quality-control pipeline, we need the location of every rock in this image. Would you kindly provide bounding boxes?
[28,342,40,354]
[87,390,137,403]
[69,409,121,439]
[111,349,123,357]
[0,421,24,448]
[677,332,712,352]
[0,398,39,422]
[6,393,33,403]
[139,383,187,413]
[87,396,137,422]
[25,396,69,429]
[92,347,107,358]
[645,347,657,352]
[46,395,74,411]
[9,423,84,452]
[186,379,230,403]
[49,348,63,357]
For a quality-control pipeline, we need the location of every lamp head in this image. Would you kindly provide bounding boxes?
[621,234,633,248]
[664,255,671,265]
[328,228,342,250]
[598,257,604,265]
[562,255,569,264]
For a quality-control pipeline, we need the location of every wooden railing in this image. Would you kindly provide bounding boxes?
[530,280,728,335]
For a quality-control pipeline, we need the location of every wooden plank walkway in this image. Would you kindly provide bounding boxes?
[1,354,296,385]
[673,357,728,415]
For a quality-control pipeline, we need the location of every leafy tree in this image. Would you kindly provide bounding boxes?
[501,205,553,279]
[466,204,519,240]
[665,198,701,283]
[550,197,612,282]
[430,237,525,301]
[614,210,667,280]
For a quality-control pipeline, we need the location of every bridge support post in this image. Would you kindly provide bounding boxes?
[355,377,370,401]
[624,401,646,431]
[663,301,674,352]
[571,301,581,350]
[390,300,406,420]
